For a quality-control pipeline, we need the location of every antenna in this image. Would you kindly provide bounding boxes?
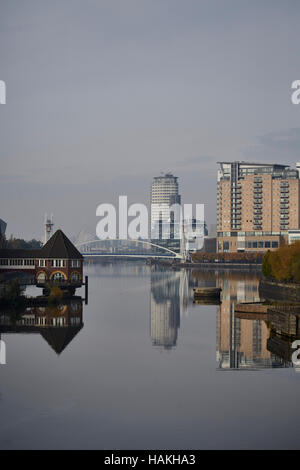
[44,213,54,245]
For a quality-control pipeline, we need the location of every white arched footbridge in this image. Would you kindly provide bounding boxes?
[75,238,187,260]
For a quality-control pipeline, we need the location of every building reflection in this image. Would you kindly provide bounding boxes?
[150,267,194,350]
[0,297,83,355]
[215,272,290,370]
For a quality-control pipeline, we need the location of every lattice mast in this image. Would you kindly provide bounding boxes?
[44,213,54,245]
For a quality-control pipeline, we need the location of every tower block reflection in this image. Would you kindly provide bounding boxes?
[216,272,287,369]
[150,269,184,350]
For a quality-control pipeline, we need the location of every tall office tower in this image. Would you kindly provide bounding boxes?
[217,162,300,253]
[151,173,181,233]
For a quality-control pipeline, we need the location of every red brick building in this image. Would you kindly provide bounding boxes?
[0,230,83,294]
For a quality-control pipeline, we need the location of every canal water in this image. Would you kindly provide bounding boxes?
[0,261,300,449]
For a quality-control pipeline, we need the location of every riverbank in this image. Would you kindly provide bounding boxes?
[174,262,262,270]
[259,279,300,302]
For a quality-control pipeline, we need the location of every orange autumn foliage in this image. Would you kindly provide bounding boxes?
[262,241,300,283]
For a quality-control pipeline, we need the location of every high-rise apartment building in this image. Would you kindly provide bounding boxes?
[217,162,300,253]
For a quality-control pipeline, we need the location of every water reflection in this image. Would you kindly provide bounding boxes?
[150,267,200,349]
[150,267,300,369]
[215,272,292,370]
[2,265,299,371]
[0,297,84,355]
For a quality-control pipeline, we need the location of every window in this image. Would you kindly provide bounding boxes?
[70,272,80,283]
[51,272,66,282]
[265,241,271,248]
[71,260,81,268]
[258,241,264,248]
[37,272,46,283]
[272,241,279,248]
[223,241,229,252]
[253,242,257,248]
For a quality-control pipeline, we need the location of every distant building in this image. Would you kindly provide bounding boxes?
[202,237,216,253]
[217,161,300,253]
[151,173,181,231]
[208,224,217,238]
[150,173,206,253]
[288,229,300,244]
[0,219,6,237]
[185,218,207,252]
[0,219,6,249]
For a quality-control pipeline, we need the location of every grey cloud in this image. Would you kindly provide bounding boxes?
[242,128,300,164]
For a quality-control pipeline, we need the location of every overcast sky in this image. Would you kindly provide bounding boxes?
[1,0,300,240]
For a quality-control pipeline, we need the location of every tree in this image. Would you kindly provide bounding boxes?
[3,279,25,306]
[262,241,300,283]
[262,250,273,278]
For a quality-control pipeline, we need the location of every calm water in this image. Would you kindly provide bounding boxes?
[0,262,300,450]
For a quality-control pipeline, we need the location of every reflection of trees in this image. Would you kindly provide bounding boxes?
[191,269,262,286]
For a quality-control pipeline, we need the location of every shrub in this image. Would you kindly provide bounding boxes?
[48,286,63,304]
[2,279,26,307]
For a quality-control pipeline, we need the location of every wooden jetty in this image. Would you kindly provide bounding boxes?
[234,302,269,314]
[193,287,221,300]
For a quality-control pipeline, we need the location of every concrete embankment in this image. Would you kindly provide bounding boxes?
[259,279,300,302]
[234,302,268,320]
